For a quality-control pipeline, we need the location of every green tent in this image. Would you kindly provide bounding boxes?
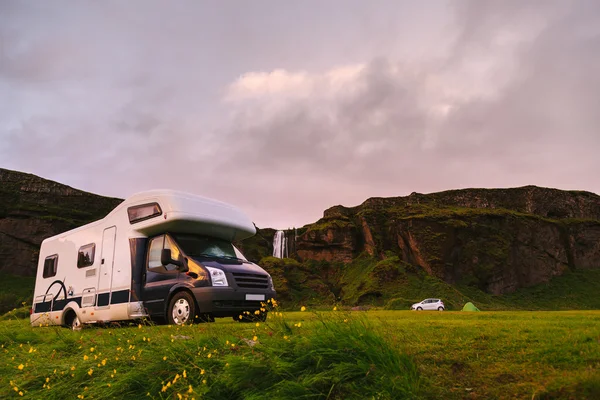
[461,302,480,311]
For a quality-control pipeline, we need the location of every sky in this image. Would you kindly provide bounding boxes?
[1,1,599,229]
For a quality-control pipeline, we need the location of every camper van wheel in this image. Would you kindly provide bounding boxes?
[64,310,82,331]
[416,307,423,311]
[168,292,196,325]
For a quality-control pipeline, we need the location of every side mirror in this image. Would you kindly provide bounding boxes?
[161,249,182,267]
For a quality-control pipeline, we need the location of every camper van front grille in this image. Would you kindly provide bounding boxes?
[231,273,269,289]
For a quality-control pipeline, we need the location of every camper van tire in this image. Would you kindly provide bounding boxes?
[167,291,196,325]
[64,309,82,331]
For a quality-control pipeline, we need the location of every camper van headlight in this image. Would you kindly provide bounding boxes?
[206,267,229,287]
[268,275,274,290]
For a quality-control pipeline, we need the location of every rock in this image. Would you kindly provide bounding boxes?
[292,185,600,295]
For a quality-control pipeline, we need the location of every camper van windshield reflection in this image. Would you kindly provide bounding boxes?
[173,234,248,263]
[127,203,162,223]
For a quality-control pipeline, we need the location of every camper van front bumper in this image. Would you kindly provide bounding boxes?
[190,287,276,317]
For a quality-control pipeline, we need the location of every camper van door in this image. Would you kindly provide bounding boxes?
[98,226,117,306]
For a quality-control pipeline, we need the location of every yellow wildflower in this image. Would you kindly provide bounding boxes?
[200,369,205,375]
[253,336,258,341]
[207,353,212,358]
[177,394,182,400]
[83,355,89,361]
[202,379,207,385]
[300,306,306,312]
[17,364,24,370]
[256,323,260,327]
[163,356,167,361]
[183,370,187,378]
[88,369,93,376]
[188,385,193,393]
[333,306,337,311]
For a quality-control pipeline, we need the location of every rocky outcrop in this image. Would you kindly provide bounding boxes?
[0,168,122,276]
[294,186,600,295]
[3,168,599,297]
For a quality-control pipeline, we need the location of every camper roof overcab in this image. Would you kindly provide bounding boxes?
[31,190,276,328]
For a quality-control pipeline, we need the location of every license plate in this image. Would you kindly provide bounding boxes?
[246,294,265,301]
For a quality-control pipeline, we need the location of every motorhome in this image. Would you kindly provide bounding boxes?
[30,190,276,328]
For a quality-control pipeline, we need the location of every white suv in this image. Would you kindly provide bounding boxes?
[411,298,445,311]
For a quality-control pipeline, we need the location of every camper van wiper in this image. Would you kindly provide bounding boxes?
[219,255,251,264]
[197,253,250,264]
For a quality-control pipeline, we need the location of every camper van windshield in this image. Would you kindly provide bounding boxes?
[172,234,247,262]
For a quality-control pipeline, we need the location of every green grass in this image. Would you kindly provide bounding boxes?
[0,274,35,316]
[1,310,599,399]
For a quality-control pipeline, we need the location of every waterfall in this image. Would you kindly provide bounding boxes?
[272,230,287,258]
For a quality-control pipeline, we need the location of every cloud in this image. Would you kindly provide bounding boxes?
[1,1,599,229]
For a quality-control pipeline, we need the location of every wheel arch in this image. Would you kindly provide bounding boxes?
[62,302,81,326]
[164,286,198,320]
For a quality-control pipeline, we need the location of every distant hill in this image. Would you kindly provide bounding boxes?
[238,186,600,308]
[1,167,599,312]
[0,168,122,276]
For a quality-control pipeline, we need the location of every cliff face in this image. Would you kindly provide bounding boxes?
[294,186,600,295]
[0,168,122,276]
[2,167,599,298]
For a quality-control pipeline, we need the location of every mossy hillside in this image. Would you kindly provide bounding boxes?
[0,274,35,315]
[311,254,600,311]
[259,257,338,307]
[337,254,473,310]
[0,172,120,225]
[234,228,276,263]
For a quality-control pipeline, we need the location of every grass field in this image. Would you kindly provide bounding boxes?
[1,309,599,399]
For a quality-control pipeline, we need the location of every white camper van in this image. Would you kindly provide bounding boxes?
[30,190,276,328]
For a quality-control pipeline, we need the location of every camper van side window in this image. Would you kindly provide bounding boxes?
[128,203,162,224]
[148,236,165,270]
[77,244,96,268]
[43,255,58,278]
[147,235,179,273]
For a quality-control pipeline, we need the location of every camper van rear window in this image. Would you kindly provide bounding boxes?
[127,203,162,224]
[43,255,58,278]
[77,244,96,268]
